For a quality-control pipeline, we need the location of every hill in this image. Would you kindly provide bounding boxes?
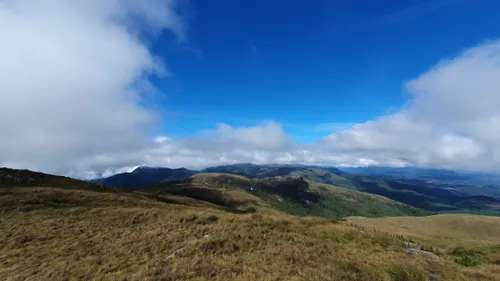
[0,167,109,191]
[94,163,500,214]
[343,174,500,214]
[2,172,500,280]
[200,164,500,214]
[149,173,430,219]
[92,166,196,189]
[342,166,500,198]
[201,163,346,178]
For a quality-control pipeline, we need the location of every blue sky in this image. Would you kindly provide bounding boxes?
[3,0,500,177]
[153,0,499,142]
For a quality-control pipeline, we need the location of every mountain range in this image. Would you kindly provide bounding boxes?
[342,166,500,197]
[94,163,500,215]
[92,166,196,189]
[1,167,427,219]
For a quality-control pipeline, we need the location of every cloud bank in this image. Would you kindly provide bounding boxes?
[0,0,183,177]
[325,40,500,172]
[2,1,500,178]
[137,40,500,175]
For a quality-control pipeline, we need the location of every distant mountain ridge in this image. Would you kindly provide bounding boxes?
[341,166,500,197]
[201,163,346,177]
[0,167,109,191]
[93,163,346,189]
[95,163,500,215]
[0,167,429,219]
[92,166,196,189]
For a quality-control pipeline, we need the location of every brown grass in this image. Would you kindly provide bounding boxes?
[1,187,499,281]
[348,214,500,280]
[347,214,500,247]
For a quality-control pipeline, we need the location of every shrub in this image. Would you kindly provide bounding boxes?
[450,246,483,267]
[455,255,480,267]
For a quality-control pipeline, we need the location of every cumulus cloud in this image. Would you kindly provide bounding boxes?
[0,0,184,176]
[2,0,500,178]
[123,40,500,175]
[325,40,500,172]
[88,121,407,179]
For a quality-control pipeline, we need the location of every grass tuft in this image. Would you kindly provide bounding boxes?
[388,264,428,281]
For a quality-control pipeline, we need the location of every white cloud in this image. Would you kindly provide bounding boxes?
[2,1,500,178]
[324,40,500,172]
[125,40,500,175]
[0,0,184,176]
[85,121,415,178]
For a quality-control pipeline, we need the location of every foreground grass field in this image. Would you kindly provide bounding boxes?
[348,215,500,277]
[348,214,500,247]
[2,187,500,280]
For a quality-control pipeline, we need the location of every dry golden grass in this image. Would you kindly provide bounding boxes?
[1,187,499,281]
[348,214,500,247]
[348,214,500,280]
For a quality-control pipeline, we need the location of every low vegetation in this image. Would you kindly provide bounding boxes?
[2,168,500,280]
[2,187,500,281]
[196,164,500,214]
[95,164,500,215]
[348,214,500,247]
[348,214,500,278]
[151,173,430,219]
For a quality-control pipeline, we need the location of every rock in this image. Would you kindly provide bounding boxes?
[403,242,422,250]
[166,247,184,259]
[403,241,438,259]
[404,248,439,259]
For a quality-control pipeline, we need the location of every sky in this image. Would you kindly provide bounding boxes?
[1,0,500,178]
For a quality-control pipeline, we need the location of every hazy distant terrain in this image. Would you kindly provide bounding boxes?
[342,166,500,197]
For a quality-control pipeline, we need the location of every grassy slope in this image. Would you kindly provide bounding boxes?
[348,214,500,248]
[154,173,430,219]
[348,214,500,276]
[0,167,110,191]
[2,186,500,281]
[278,168,500,214]
[200,164,500,213]
[95,164,500,214]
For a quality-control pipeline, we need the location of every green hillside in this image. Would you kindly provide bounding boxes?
[150,173,430,219]
[201,164,500,214]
